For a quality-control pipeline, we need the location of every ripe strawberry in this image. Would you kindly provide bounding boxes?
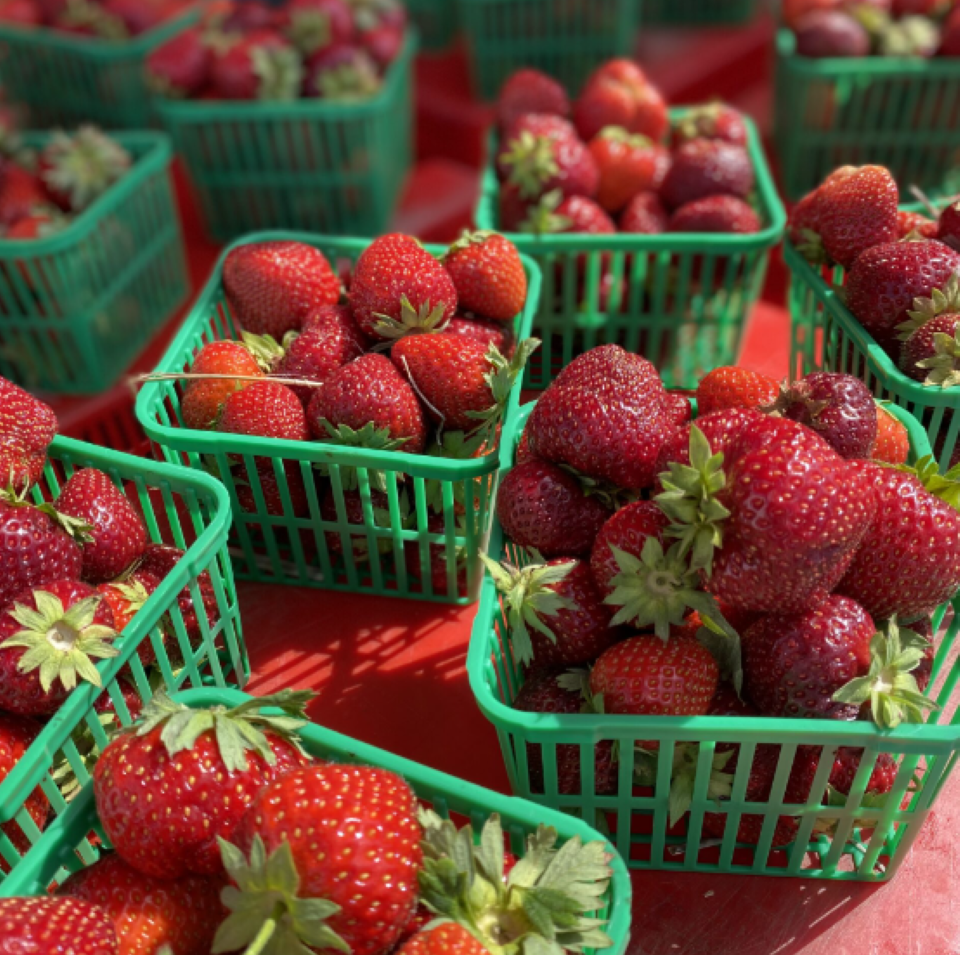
[526,345,669,490]
[146,25,211,97]
[900,312,960,382]
[181,339,265,431]
[218,379,308,441]
[277,316,367,404]
[498,180,535,230]
[302,42,381,99]
[0,0,41,26]
[219,763,422,955]
[399,923,487,955]
[320,486,392,561]
[236,460,309,517]
[56,468,148,582]
[221,0,282,31]
[285,0,356,55]
[660,140,754,211]
[60,854,226,955]
[0,579,118,716]
[829,747,897,796]
[222,240,341,338]
[512,668,616,795]
[0,374,57,487]
[837,461,960,620]
[0,713,48,867]
[497,68,570,131]
[0,163,49,228]
[94,690,311,880]
[898,209,938,239]
[93,674,143,724]
[663,391,692,429]
[672,104,748,148]
[669,194,761,233]
[589,128,670,214]
[443,231,527,322]
[96,570,160,631]
[795,10,870,56]
[37,127,131,213]
[940,5,960,55]
[589,500,668,599]
[0,897,117,952]
[619,190,669,233]
[844,240,960,348]
[908,616,935,692]
[137,543,218,639]
[937,199,960,250]
[657,407,765,475]
[872,405,910,464]
[496,458,612,558]
[448,314,515,357]
[499,111,575,157]
[522,192,616,237]
[0,445,46,492]
[350,233,458,341]
[211,29,303,100]
[574,65,668,143]
[709,682,759,716]
[695,365,779,416]
[307,353,427,453]
[590,632,719,716]
[3,208,62,240]
[500,120,599,203]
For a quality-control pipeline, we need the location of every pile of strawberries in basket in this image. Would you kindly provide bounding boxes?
[147,0,407,102]
[0,0,190,36]
[493,59,762,237]
[0,125,131,238]
[0,690,616,955]
[489,345,960,843]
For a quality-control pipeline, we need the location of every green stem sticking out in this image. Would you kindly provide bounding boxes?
[889,455,960,511]
[464,338,540,447]
[634,744,735,828]
[917,330,960,389]
[372,295,453,341]
[500,131,560,201]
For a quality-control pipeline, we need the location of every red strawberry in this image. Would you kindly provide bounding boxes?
[898,209,938,240]
[574,63,668,143]
[0,579,118,716]
[795,10,870,56]
[350,233,458,341]
[499,111,575,155]
[663,391,692,429]
[0,0,41,26]
[496,458,612,558]
[399,923,488,955]
[56,468,147,582]
[0,445,46,492]
[37,127,131,214]
[523,192,616,237]
[901,312,960,384]
[137,543,218,640]
[59,854,225,955]
[222,0,283,31]
[93,674,144,724]
[937,199,960,250]
[219,763,422,955]
[444,231,527,322]
[500,119,599,203]
[320,486,392,561]
[94,690,311,880]
[285,0,356,55]
[660,140,754,211]
[222,240,341,338]
[146,25,211,97]
[96,570,160,631]
[302,42,381,99]
[0,897,117,952]
[236,460,309,517]
[181,339,265,431]
[512,668,616,795]
[0,164,49,228]
[669,194,761,233]
[589,128,670,214]
[211,29,303,100]
[672,104,748,148]
[708,682,759,716]
[277,314,366,403]
[497,68,570,132]
[829,747,898,796]
[908,616,935,692]
[589,500,668,599]
[788,184,829,251]
[695,366,779,416]
[872,405,910,463]
[940,5,960,55]
[0,374,56,489]
[657,408,764,475]
[837,461,960,620]
[218,379,308,441]
[3,208,62,240]
[499,180,536,231]
[619,190,669,233]
[0,713,48,868]
[307,352,427,453]
[448,314,516,357]
[358,19,404,67]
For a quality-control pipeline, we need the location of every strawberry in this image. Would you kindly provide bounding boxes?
[350,233,458,341]
[902,313,960,384]
[526,345,669,490]
[60,854,226,955]
[589,127,670,214]
[102,0,170,35]
[619,190,669,233]
[908,616,935,692]
[285,0,356,55]
[0,163,49,228]
[96,570,160,631]
[795,10,870,56]
[56,468,148,582]
[93,674,143,724]
[218,379,308,441]
[709,682,759,716]
[496,458,612,558]
[589,500,668,599]
[320,486,392,560]
[211,29,303,100]
[447,314,515,357]
[672,104,748,148]
[940,5,960,54]
[872,404,910,463]
[276,313,367,403]
[3,208,63,240]
[37,126,131,214]
[500,120,599,203]
[660,140,754,211]
[497,113,575,173]
[302,42,381,99]
[137,543,218,640]
[94,689,311,880]
[844,240,960,348]
[837,461,960,620]
[146,26,212,97]
[181,339,265,431]
[443,231,527,322]
[498,180,535,230]
[221,0,282,31]
[663,391,692,429]
[0,374,57,489]
[574,62,668,143]
[0,580,118,716]
[0,897,117,952]
[772,372,878,459]
[898,209,938,239]
[522,192,616,236]
[695,366,779,416]
[669,194,761,233]
[0,0,41,26]
[937,199,960,250]
[481,555,620,668]
[783,0,842,29]
[829,747,898,796]
[399,923,487,955]
[657,407,765,475]
[0,445,46,492]
[222,240,341,338]
[307,352,427,453]
[496,68,570,132]
[217,763,422,955]
[236,460,309,517]
[0,713,48,868]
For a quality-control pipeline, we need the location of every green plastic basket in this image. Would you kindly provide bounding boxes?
[785,235,960,471]
[456,0,640,101]
[0,131,188,395]
[135,231,541,604]
[0,436,246,879]
[475,112,786,390]
[0,10,198,128]
[775,29,960,201]
[643,0,758,26]
[468,400,960,881]
[154,36,416,242]
[407,0,458,50]
[0,687,632,955]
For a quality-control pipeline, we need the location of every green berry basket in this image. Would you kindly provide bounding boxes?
[135,230,541,604]
[785,230,960,471]
[643,0,758,27]
[775,29,960,202]
[0,9,199,128]
[407,0,458,50]
[0,687,632,955]
[0,131,188,395]
[467,399,960,882]
[0,437,246,879]
[475,112,786,390]
[153,35,416,242]
[456,0,640,101]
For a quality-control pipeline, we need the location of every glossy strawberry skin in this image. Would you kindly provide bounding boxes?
[137,543,217,640]
[669,195,761,234]
[900,313,960,381]
[448,315,515,357]
[589,132,670,214]
[236,460,309,517]
[146,26,210,97]
[277,320,366,405]
[0,164,49,228]
[235,764,422,955]
[590,501,668,599]
[444,233,527,322]
[672,104,748,148]
[96,570,160,631]
[829,747,897,796]
[619,191,669,233]
[0,713,48,869]
[506,124,600,203]
[660,140,755,211]
[695,366,778,416]
[496,458,612,558]
[56,468,148,583]
[898,210,938,240]
[574,72,668,144]
[871,406,910,464]
[181,340,264,431]
[795,10,870,57]
[0,896,118,953]
[781,372,878,459]
[657,407,765,477]
[497,68,570,131]
[553,195,616,234]
[218,379,309,441]
[399,922,488,955]
[210,29,293,99]
[0,375,57,460]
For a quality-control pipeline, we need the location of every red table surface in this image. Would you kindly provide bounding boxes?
[41,16,960,953]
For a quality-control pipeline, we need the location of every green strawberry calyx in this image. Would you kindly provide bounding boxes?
[135,688,314,772]
[104,578,153,619]
[417,807,615,955]
[253,44,304,102]
[240,330,287,371]
[897,273,960,341]
[596,126,653,150]
[40,125,132,213]
[794,227,827,267]
[446,229,499,258]
[372,295,453,341]
[213,835,348,955]
[2,590,119,692]
[833,619,939,729]
[316,61,381,101]
[917,329,960,389]
[501,131,560,201]
[464,339,540,445]
[287,6,336,54]
[890,455,960,511]
[520,190,573,237]
[480,552,576,666]
[0,485,95,543]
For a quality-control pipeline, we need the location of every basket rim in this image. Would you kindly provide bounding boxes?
[467,400,960,748]
[475,111,787,252]
[134,229,542,480]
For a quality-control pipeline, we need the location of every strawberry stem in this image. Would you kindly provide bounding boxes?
[132,372,327,390]
[241,903,284,955]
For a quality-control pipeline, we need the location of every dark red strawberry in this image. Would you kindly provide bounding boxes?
[93,674,143,723]
[444,231,527,322]
[499,181,535,231]
[669,194,761,233]
[657,408,764,475]
[285,0,356,55]
[589,500,668,599]
[0,0,41,26]
[708,682,759,716]
[181,340,265,431]
[795,10,870,56]
[619,190,669,233]
[908,616,935,692]
[218,379,309,441]
[0,713,48,869]
[146,25,211,97]
[235,460,309,517]
[211,29,303,100]
[829,747,898,796]
[137,543,218,641]
[941,5,960,55]
[497,67,570,131]
[522,192,616,237]
[589,128,670,214]
[672,104,748,148]
[302,42,381,99]
[0,374,57,489]
[937,199,960,250]
[448,315,516,357]
[660,140,755,211]
[500,118,599,203]
[0,896,117,952]
[695,365,779,416]
[277,313,367,403]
